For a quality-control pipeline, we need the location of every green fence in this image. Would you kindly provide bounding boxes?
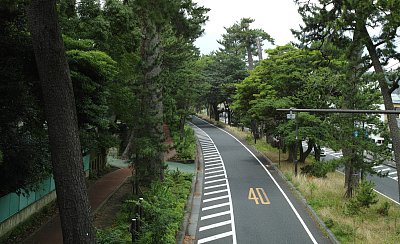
[0,154,90,223]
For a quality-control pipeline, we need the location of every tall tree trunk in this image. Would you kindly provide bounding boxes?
[27,1,95,243]
[140,18,164,181]
[360,25,400,201]
[246,42,254,70]
[121,129,135,160]
[256,37,263,61]
[212,103,219,121]
[343,147,359,198]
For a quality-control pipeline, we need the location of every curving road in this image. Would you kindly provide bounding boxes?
[191,117,331,244]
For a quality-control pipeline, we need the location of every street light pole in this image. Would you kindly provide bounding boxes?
[289,108,299,176]
[295,110,299,176]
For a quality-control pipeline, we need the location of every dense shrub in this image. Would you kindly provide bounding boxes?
[301,160,338,178]
[173,126,196,160]
[136,170,192,244]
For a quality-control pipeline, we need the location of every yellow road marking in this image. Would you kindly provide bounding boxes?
[248,187,270,205]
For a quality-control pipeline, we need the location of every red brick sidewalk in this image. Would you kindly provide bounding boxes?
[23,167,131,244]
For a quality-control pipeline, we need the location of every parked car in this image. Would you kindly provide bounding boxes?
[320,148,326,157]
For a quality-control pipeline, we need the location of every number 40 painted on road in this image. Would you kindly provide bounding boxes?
[248,188,271,205]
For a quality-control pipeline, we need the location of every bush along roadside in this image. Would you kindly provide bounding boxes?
[96,170,193,244]
[172,125,197,161]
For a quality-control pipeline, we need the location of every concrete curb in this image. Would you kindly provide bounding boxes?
[177,127,203,244]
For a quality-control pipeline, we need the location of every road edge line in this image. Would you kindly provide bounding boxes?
[190,122,238,244]
[195,117,319,244]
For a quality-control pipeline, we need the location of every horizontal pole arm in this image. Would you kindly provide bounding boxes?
[276,108,400,114]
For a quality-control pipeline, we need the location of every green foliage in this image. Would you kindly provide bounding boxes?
[301,160,338,178]
[377,201,391,216]
[136,171,193,244]
[345,181,379,215]
[96,228,130,244]
[355,181,379,208]
[0,4,52,194]
[172,125,196,160]
[324,218,335,229]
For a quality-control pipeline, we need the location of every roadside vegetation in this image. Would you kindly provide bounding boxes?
[96,170,193,244]
[172,125,197,161]
[201,116,400,243]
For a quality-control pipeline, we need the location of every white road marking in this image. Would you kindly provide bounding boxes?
[204,159,221,164]
[205,166,223,171]
[205,173,226,180]
[374,190,400,205]
[388,171,397,175]
[197,231,233,244]
[204,183,227,190]
[203,195,229,203]
[190,122,237,244]
[391,176,398,180]
[205,163,223,168]
[378,168,391,173]
[205,169,225,175]
[202,146,216,150]
[200,210,231,220]
[196,117,317,244]
[203,152,220,156]
[204,189,229,196]
[202,202,230,211]
[205,178,227,184]
[199,220,232,232]
[203,155,220,159]
[373,165,385,169]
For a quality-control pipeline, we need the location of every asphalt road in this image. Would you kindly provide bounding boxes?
[191,117,331,244]
[321,149,400,204]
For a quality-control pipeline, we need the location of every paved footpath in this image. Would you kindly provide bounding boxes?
[23,167,131,244]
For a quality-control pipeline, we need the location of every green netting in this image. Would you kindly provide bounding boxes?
[36,179,51,200]
[26,190,36,206]
[50,177,55,191]
[9,193,19,216]
[1,155,89,223]
[83,154,90,171]
[0,194,10,222]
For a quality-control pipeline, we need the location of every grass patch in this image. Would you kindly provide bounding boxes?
[201,115,400,244]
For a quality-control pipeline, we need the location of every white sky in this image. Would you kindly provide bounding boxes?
[194,0,303,54]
